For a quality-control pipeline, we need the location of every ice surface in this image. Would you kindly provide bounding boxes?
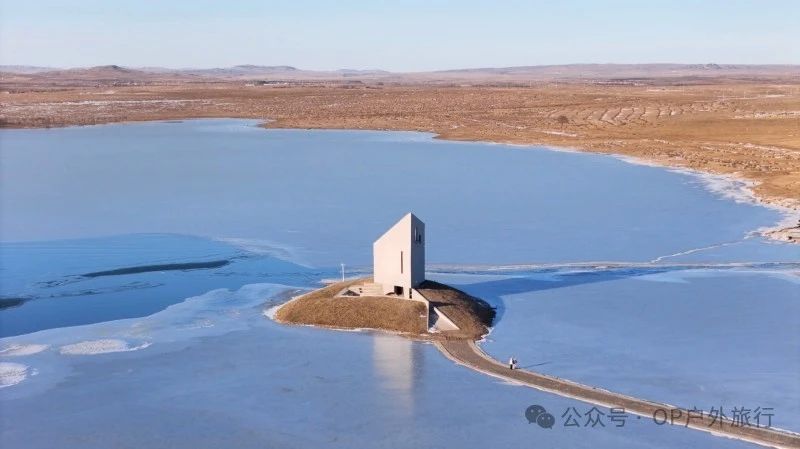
[0,120,796,448]
[0,280,762,449]
[437,267,800,431]
[0,119,786,266]
[0,233,317,336]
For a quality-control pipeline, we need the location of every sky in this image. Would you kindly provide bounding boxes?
[1,0,798,71]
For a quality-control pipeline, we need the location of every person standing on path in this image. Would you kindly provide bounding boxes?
[508,356,516,370]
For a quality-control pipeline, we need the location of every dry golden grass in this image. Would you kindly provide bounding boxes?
[275,279,428,335]
[418,281,495,340]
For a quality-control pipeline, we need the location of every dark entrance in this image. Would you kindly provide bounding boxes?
[393,285,404,296]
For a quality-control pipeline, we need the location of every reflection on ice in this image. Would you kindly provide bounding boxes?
[372,334,424,414]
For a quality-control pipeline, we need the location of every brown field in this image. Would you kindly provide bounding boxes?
[2,68,799,228]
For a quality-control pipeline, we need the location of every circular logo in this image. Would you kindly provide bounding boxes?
[537,412,556,429]
[525,404,547,424]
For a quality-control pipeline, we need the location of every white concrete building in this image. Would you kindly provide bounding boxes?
[373,213,425,298]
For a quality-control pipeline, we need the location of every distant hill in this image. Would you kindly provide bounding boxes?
[0,65,58,74]
[61,65,141,77]
[336,68,390,76]
[182,65,299,77]
[432,63,800,79]
[3,63,799,86]
[0,65,200,85]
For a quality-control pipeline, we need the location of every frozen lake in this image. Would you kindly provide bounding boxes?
[1,119,797,448]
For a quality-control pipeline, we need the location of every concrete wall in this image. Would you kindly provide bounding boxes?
[409,216,425,287]
[431,307,459,331]
[373,213,425,296]
[409,288,431,328]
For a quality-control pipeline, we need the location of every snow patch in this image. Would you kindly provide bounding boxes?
[0,362,28,388]
[59,339,151,355]
[536,129,579,137]
[263,304,282,320]
[0,343,49,357]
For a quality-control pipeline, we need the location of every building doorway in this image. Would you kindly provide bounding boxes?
[393,286,404,296]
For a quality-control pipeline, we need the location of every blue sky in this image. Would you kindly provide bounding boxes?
[1,0,798,70]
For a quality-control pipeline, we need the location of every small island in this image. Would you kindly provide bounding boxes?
[273,213,494,341]
[272,213,800,449]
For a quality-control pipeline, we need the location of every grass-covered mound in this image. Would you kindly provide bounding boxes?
[273,278,495,341]
[274,279,428,335]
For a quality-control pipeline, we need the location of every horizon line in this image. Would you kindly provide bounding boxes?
[4,62,800,73]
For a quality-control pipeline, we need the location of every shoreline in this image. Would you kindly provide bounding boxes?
[3,116,795,244]
[422,130,800,243]
[3,81,798,210]
[608,149,800,243]
[420,131,800,243]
